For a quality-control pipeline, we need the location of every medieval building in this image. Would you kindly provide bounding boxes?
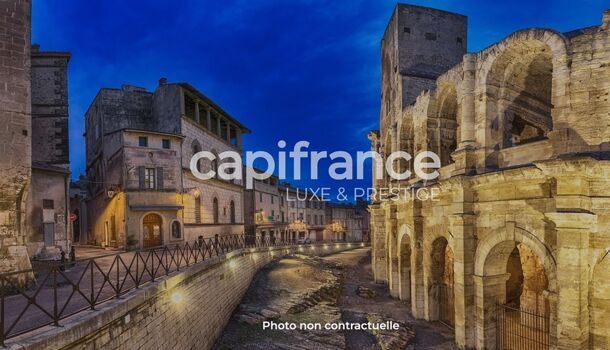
[85,79,249,249]
[369,4,610,350]
[0,0,71,273]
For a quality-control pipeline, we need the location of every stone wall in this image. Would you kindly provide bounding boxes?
[0,0,31,245]
[7,243,366,350]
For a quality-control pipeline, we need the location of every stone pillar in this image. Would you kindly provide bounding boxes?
[385,204,399,297]
[450,213,476,349]
[459,53,476,148]
[546,212,595,350]
[194,102,200,124]
[474,273,510,350]
[411,214,425,319]
[206,108,211,130]
[451,54,477,177]
[369,205,387,283]
[236,128,242,149]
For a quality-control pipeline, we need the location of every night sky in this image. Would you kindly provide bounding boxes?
[32,0,608,202]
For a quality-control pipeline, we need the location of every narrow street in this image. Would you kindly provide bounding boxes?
[215,248,456,349]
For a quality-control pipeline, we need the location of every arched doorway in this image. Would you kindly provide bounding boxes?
[478,238,551,349]
[142,213,162,248]
[436,84,459,166]
[429,237,455,327]
[590,252,610,350]
[399,233,411,302]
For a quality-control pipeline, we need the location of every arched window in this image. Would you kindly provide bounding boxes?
[192,141,202,173]
[437,85,459,166]
[230,200,236,224]
[213,197,219,224]
[487,41,553,150]
[194,194,201,224]
[171,221,182,239]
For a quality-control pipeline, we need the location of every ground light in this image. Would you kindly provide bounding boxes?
[171,291,183,304]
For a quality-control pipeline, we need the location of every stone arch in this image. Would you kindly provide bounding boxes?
[474,224,557,349]
[426,235,455,326]
[398,224,412,302]
[396,117,413,176]
[478,29,570,167]
[474,225,556,290]
[590,249,610,350]
[435,83,460,166]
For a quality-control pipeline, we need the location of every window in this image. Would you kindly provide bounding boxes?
[281,211,285,223]
[280,196,284,206]
[259,193,263,202]
[184,95,197,121]
[456,37,463,44]
[43,199,54,209]
[230,201,236,223]
[306,214,310,223]
[271,210,275,219]
[210,112,219,135]
[229,126,238,145]
[192,142,202,173]
[271,195,274,204]
[139,136,148,147]
[424,32,437,41]
[194,195,201,223]
[144,168,156,189]
[314,215,318,225]
[171,221,182,239]
[213,197,219,224]
[403,27,410,33]
[162,139,170,149]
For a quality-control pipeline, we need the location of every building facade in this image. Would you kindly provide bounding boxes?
[369,4,610,350]
[27,45,71,258]
[85,80,249,249]
[325,201,370,242]
[0,0,71,273]
[244,174,286,241]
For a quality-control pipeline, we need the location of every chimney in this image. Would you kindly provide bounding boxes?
[158,77,167,86]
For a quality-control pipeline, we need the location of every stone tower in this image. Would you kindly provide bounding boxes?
[380,4,467,137]
[0,0,32,246]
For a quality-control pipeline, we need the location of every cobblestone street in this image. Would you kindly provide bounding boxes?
[215,248,456,349]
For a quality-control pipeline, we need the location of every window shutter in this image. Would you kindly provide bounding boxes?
[138,166,145,189]
[156,167,164,190]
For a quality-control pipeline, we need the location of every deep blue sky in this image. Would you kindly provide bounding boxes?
[32,0,607,201]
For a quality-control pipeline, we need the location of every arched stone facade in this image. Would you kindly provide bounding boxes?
[369,11,610,350]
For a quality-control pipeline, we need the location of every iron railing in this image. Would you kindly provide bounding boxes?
[496,303,550,350]
[0,234,349,345]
